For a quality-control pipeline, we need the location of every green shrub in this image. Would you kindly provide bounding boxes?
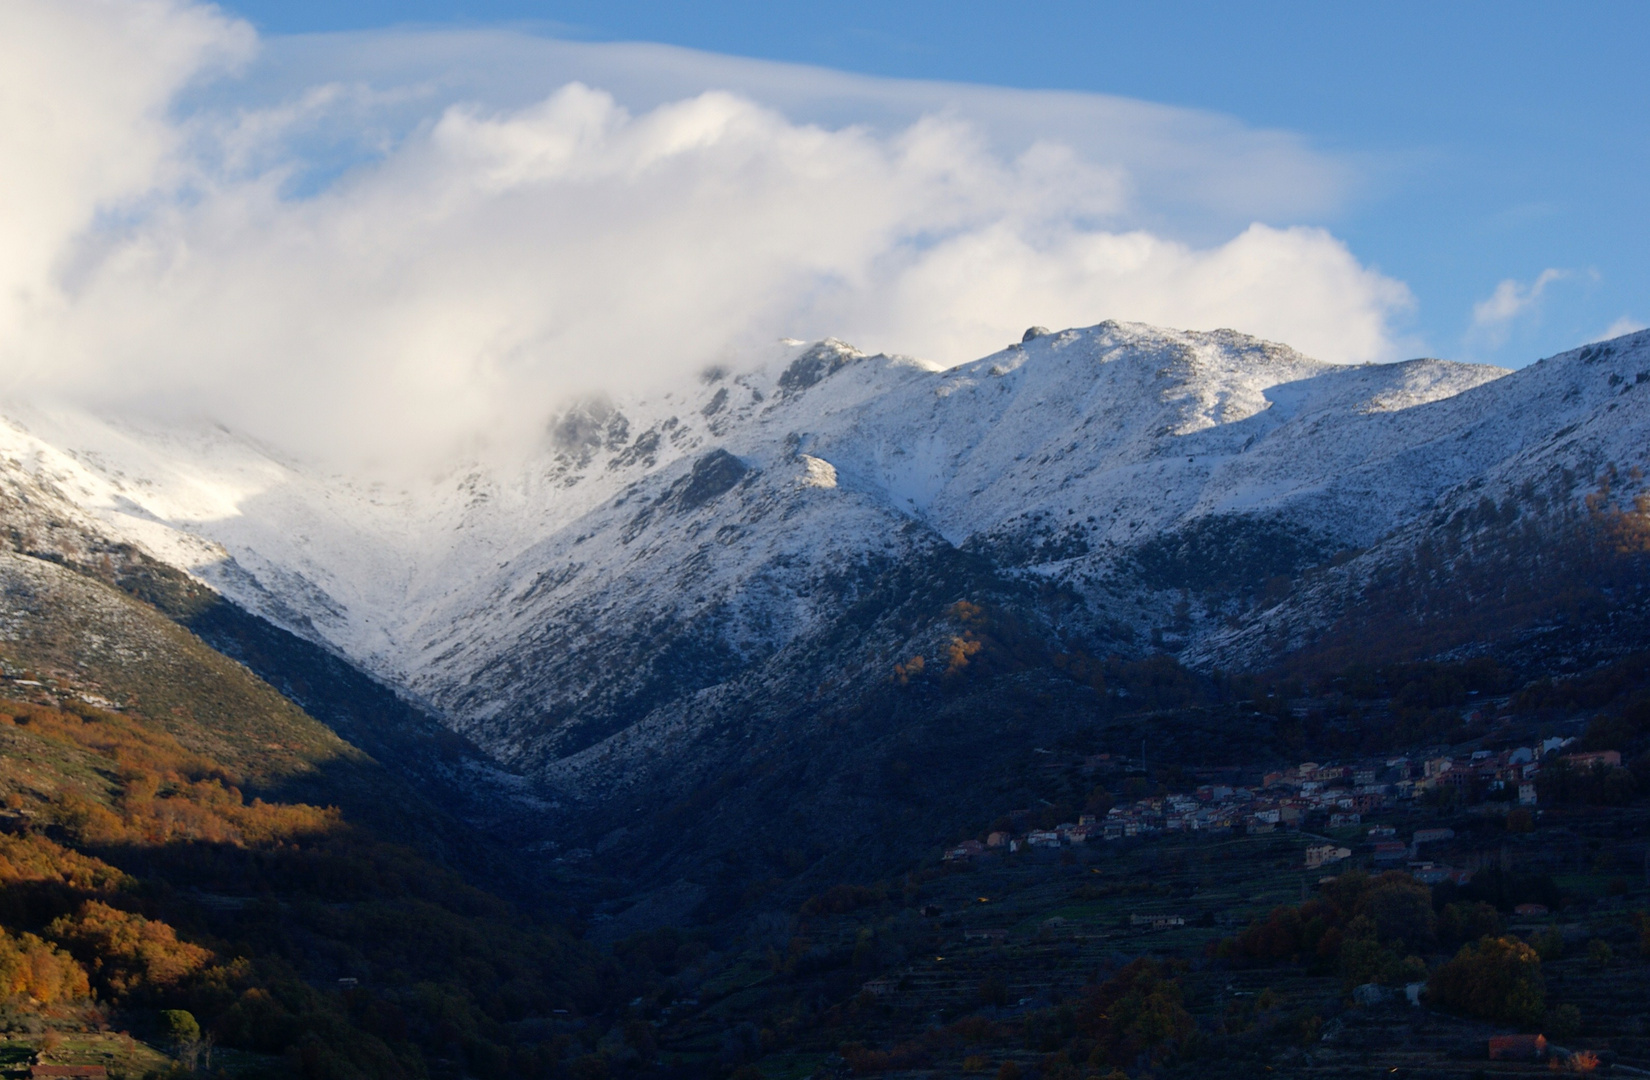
[159,1009,201,1044]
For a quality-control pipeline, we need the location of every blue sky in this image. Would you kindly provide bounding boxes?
[213,0,1649,368]
[4,1,1646,466]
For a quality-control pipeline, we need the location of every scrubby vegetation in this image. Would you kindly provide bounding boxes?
[0,552,636,1078]
[0,694,621,1078]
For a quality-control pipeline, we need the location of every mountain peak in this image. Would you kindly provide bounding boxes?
[777,338,867,396]
[0,322,1644,821]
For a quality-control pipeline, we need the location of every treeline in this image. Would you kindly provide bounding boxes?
[1282,468,1650,675]
[905,593,1650,776]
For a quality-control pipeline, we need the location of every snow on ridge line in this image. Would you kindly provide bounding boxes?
[1,321,1636,719]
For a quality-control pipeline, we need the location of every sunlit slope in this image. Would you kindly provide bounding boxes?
[0,549,358,784]
[0,557,612,1078]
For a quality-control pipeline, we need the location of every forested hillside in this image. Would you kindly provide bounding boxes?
[0,551,628,1078]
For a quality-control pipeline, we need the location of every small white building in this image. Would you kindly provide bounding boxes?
[1130,913,1185,930]
[1305,844,1352,869]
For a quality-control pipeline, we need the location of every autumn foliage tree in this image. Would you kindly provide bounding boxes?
[1216,871,1433,985]
[0,695,615,1078]
[0,928,89,1004]
[1075,960,1196,1069]
[1425,936,1545,1026]
[47,901,211,1000]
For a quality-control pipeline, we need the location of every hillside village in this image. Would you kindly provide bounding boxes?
[728,682,1650,1078]
[664,699,1650,1080]
[944,719,1628,896]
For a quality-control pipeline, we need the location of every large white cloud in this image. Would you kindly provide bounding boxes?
[0,3,1414,470]
[0,0,250,343]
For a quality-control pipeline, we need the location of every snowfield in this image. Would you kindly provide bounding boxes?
[2,320,1647,787]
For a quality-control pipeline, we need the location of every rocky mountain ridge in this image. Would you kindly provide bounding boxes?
[2,321,1647,862]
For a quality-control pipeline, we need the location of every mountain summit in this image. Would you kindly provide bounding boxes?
[3,321,1648,886]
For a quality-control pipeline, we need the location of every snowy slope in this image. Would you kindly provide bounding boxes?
[1184,331,1650,668]
[4,321,1648,791]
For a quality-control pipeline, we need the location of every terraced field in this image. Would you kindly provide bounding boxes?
[643,823,1650,1078]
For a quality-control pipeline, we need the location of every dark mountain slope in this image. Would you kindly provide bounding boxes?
[1194,451,1650,679]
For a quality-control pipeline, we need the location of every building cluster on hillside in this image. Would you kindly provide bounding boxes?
[944,738,1619,865]
[1402,737,1600,804]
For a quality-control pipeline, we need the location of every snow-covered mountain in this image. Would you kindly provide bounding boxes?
[3,320,1648,819]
